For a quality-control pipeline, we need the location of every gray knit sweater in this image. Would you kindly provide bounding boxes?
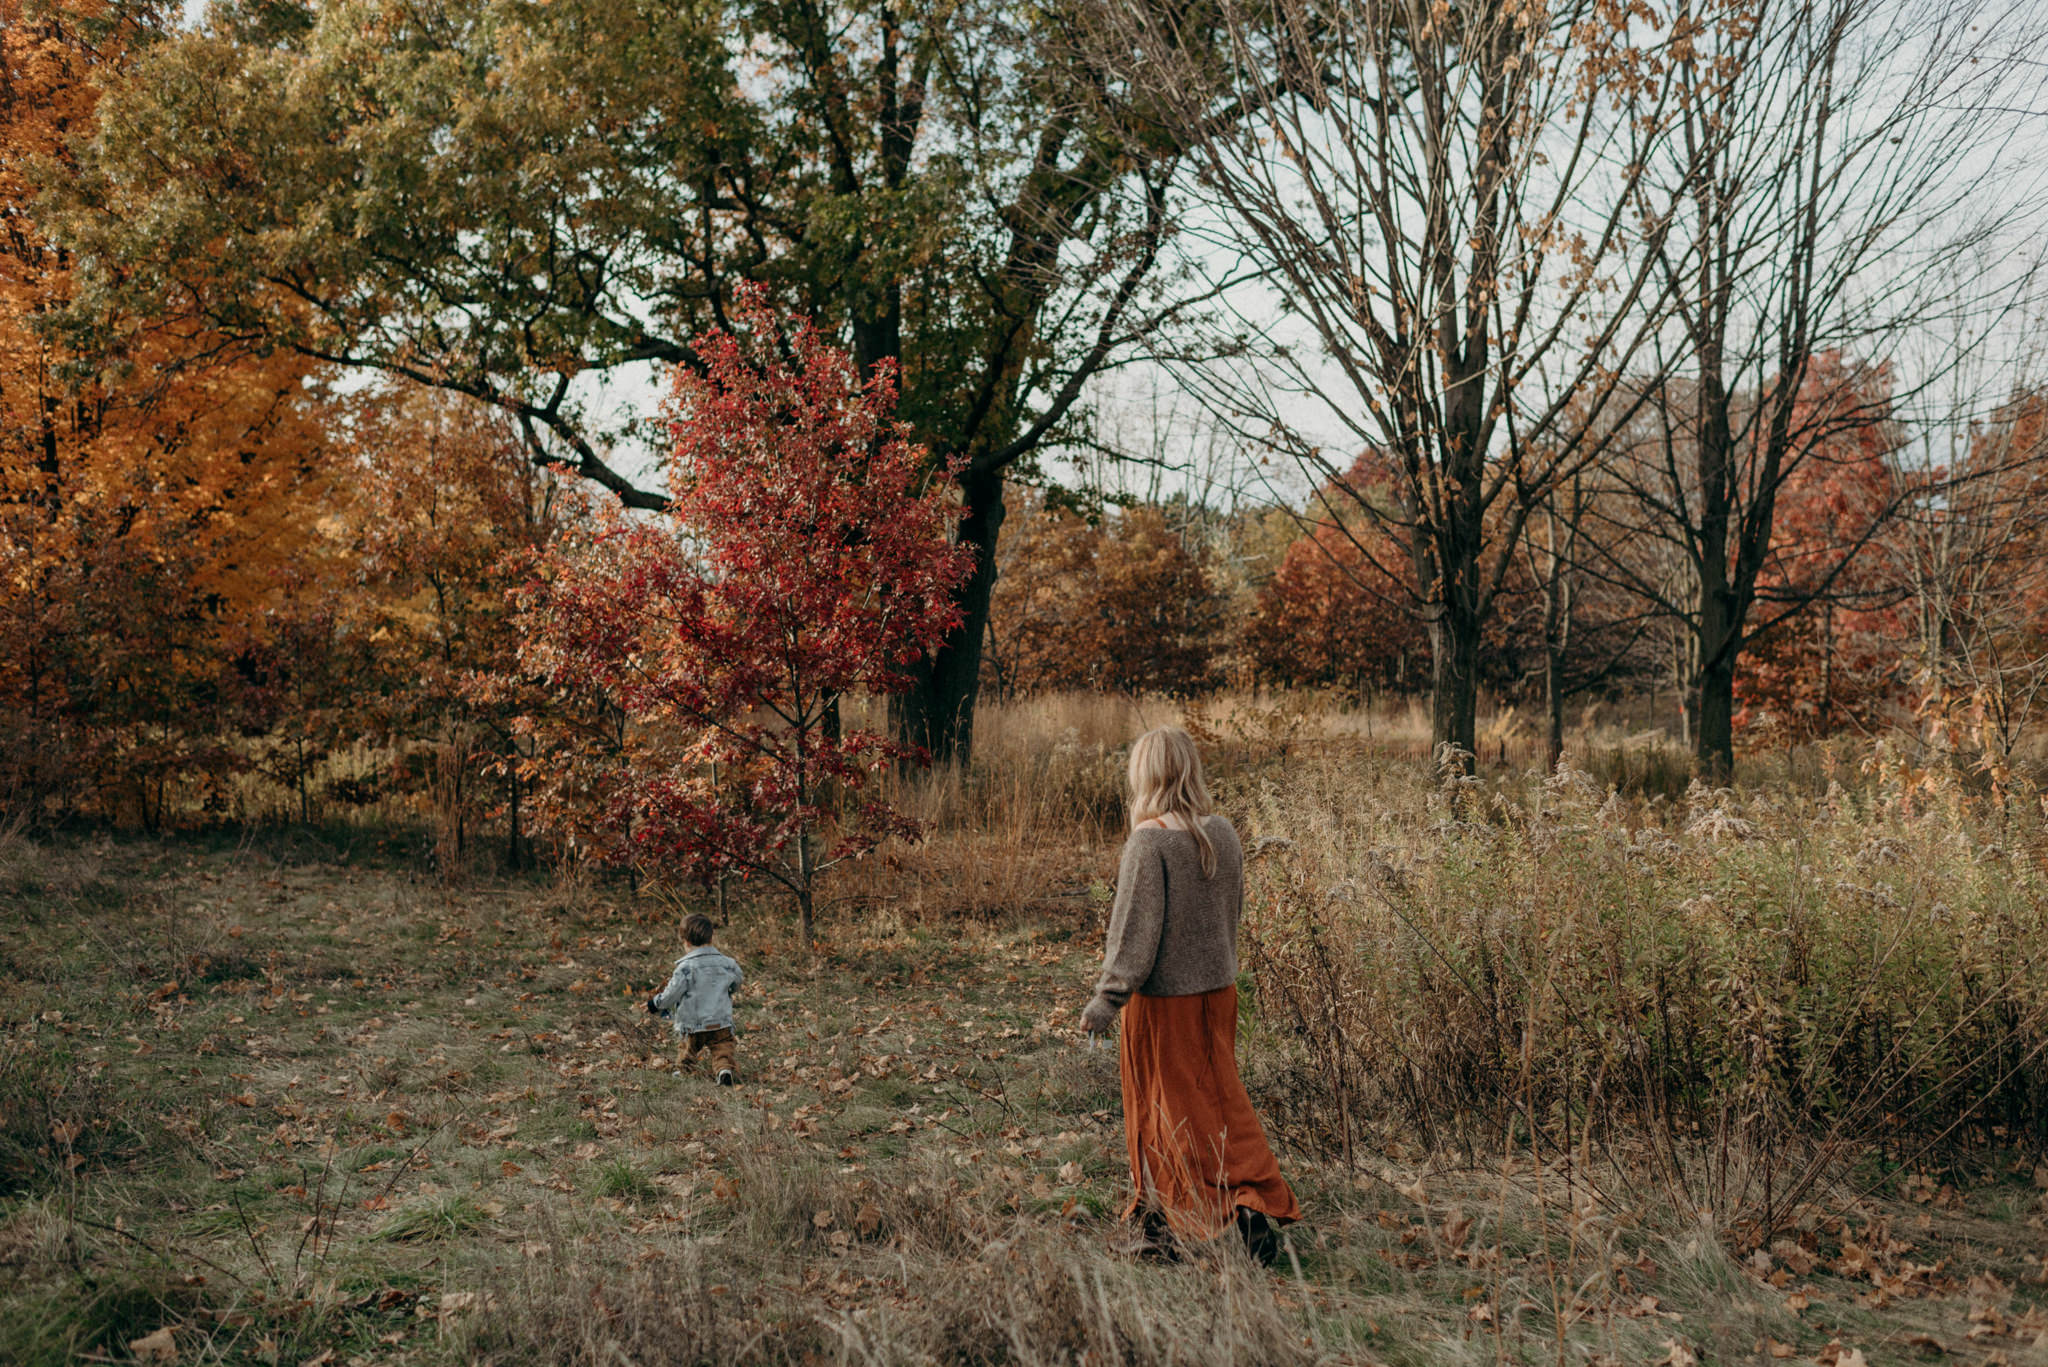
[1085,815,1243,1024]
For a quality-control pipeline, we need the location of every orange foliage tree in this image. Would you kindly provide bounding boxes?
[984,499,1226,697]
[1,0,343,824]
[238,386,572,860]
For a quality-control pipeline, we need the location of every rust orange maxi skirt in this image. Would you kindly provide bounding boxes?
[1118,984,1300,1238]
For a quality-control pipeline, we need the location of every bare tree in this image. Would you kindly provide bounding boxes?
[1574,0,2046,775]
[1077,0,1692,762]
[1896,378,2048,768]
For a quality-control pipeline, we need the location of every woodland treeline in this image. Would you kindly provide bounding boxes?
[5,0,2048,849]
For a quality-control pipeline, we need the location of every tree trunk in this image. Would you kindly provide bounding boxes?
[1544,644,1566,773]
[1691,347,1740,781]
[506,760,523,871]
[1693,648,1737,781]
[1690,573,1742,779]
[1818,601,1834,737]
[795,835,815,946]
[894,466,1006,765]
[1428,606,1482,764]
[1539,506,1575,774]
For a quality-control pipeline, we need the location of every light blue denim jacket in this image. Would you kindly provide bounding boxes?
[651,945,743,1035]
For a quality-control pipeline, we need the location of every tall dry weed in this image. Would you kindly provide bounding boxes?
[1235,751,2048,1243]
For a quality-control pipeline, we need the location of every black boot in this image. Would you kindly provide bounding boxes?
[1234,1207,1278,1266]
[1112,1208,1181,1262]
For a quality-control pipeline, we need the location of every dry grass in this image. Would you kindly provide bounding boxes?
[1233,746,2048,1227]
[4,702,2048,1365]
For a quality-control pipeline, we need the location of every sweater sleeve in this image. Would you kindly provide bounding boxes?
[1087,837,1167,1016]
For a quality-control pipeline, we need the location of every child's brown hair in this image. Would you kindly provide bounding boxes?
[684,914,714,946]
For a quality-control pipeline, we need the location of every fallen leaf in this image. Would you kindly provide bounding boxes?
[129,1327,178,1364]
[1057,1161,1083,1185]
[812,1209,834,1229]
[1655,1338,1697,1367]
[298,1351,335,1367]
[1772,1240,1815,1276]
[854,1202,881,1236]
[1763,1338,1796,1359]
[1903,1332,1946,1356]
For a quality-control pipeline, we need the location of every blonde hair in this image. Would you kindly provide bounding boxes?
[1128,725,1217,877]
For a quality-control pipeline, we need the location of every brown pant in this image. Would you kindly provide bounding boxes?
[679,1026,736,1077]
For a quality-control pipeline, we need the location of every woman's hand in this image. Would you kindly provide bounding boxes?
[1080,997,1118,1036]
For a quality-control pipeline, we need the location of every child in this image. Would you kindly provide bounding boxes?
[647,914,744,1086]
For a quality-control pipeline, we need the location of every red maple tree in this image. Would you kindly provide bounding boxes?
[1244,461,1425,701]
[1734,354,1911,743]
[513,293,973,941]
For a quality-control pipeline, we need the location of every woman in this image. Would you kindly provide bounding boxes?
[1080,725,1299,1262]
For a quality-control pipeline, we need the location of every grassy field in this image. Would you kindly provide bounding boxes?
[4,706,2048,1366]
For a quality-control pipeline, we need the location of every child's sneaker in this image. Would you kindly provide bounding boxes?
[716,1069,734,1087]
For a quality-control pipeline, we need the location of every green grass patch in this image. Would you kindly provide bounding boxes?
[594,1158,657,1203]
[371,1192,490,1243]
